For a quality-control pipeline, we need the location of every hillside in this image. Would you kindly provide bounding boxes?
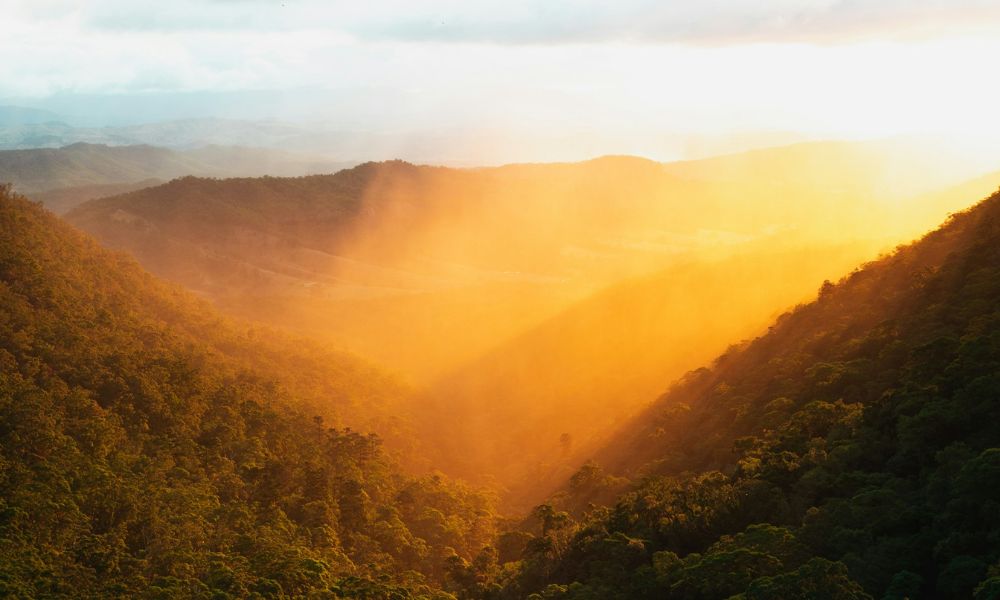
[0,186,496,597]
[476,188,1000,599]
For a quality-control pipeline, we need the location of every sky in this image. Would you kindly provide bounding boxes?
[4,0,1000,162]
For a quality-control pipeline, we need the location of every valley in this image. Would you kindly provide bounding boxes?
[6,4,1000,596]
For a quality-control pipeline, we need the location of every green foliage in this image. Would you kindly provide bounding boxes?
[0,187,496,597]
[742,558,872,599]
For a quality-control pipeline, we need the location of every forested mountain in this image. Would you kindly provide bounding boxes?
[0,142,347,210]
[64,144,998,509]
[472,188,1000,599]
[0,186,497,598]
[4,174,1000,600]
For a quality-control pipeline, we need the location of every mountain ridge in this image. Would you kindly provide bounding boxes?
[0,142,351,207]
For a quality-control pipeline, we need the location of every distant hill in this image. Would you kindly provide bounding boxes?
[30,179,164,215]
[0,142,351,210]
[0,117,293,150]
[67,143,993,303]
[489,187,1000,599]
[67,143,989,331]
[0,143,205,193]
[0,116,368,159]
[0,185,495,597]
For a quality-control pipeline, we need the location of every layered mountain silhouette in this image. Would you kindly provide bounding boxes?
[0,142,350,213]
[66,143,991,375]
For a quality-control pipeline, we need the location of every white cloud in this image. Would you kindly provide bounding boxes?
[7,0,1000,42]
[2,0,1000,153]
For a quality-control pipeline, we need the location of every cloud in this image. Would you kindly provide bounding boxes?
[357,0,1000,45]
[8,0,1000,44]
[3,0,1000,148]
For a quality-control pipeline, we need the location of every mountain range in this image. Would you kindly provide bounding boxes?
[62,141,1000,509]
[0,142,352,213]
[2,135,1000,597]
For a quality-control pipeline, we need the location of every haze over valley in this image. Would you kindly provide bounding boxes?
[4,2,1000,598]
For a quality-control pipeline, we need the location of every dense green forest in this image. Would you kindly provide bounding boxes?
[475,189,1000,599]
[0,186,497,598]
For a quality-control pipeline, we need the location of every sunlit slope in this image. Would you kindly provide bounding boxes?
[0,186,496,596]
[222,281,582,382]
[496,188,1000,600]
[66,141,991,383]
[420,240,887,507]
[595,184,1000,479]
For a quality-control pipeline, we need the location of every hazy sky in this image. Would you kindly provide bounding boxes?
[4,0,1000,161]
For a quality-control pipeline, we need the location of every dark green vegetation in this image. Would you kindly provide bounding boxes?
[0,187,496,598]
[474,189,1000,599]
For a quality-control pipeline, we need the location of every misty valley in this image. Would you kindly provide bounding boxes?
[3,137,1000,600]
[5,3,1000,599]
